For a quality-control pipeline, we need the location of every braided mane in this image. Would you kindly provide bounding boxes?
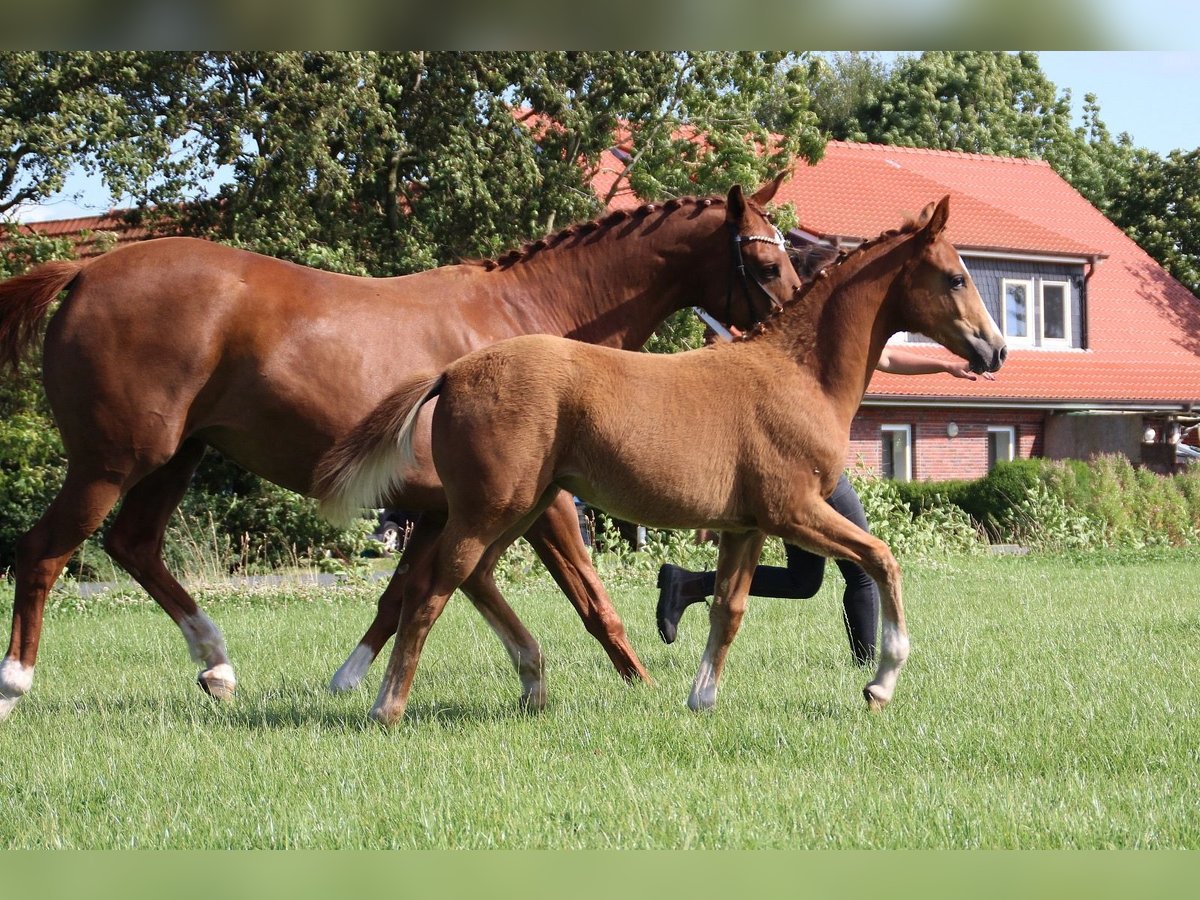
[466,193,761,271]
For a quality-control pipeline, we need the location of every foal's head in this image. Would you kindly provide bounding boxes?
[898,196,1007,374]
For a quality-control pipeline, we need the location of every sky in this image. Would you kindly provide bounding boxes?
[11,49,1200,224]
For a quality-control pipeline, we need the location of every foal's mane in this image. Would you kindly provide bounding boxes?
[732,212,927,344]
[467,193,767,271]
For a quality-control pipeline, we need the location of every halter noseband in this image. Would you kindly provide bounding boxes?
[694,223,787,343]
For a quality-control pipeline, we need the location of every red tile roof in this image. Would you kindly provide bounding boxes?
[774,142,1200,410]
[8,211,154,258]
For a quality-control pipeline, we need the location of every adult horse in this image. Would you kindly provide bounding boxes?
[0,178,802,721]
[316,196,1007,726]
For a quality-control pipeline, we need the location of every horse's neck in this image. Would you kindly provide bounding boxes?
[485,210,724,350]
[767,238,910,426]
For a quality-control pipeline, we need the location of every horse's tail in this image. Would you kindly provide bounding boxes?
[0,259,86,373]
[314,372,446,526]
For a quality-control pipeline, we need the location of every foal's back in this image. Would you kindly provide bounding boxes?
[431,333,832,530]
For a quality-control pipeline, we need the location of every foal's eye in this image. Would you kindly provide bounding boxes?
[950,274,967,289]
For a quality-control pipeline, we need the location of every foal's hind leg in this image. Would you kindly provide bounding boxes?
[1,469,124,721]
[328,514,442,693]
[101,439,236,700]
[524,491,651,684]
[688,531,766,711]
[370,491,560,726]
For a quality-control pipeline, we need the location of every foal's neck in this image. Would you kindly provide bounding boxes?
[764,234,912,426]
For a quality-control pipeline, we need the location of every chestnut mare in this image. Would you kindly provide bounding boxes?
[317,196,1007,726]
[0,179,802,721]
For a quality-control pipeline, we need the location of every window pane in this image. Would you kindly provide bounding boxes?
[988,429,1014,469]
[882,428,910,481]
[1043,284,1066,340]
[1005,283,1028,337]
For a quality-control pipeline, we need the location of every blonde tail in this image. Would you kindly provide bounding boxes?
[314,373,445,526]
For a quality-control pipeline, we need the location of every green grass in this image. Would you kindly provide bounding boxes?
[0,550,1197,848]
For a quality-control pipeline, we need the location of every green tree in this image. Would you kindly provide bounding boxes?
[174,51,824,275]
[1106,147,1200,295]
[0,51,211,215]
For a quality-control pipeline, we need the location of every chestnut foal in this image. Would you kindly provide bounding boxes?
[319,195,1007,726]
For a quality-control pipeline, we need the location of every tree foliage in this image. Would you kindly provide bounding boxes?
[0,51,825,572]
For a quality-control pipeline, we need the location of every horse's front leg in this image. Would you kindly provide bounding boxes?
[777,502,909,711]
[688,530,766,711]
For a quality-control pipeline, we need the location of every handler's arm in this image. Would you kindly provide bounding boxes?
[877,348,996,381]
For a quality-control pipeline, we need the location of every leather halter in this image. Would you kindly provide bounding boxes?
[695,223,787,342]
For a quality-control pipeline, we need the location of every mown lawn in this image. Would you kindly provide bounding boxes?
[0,549,1196,848]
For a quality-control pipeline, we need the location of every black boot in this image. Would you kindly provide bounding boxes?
[656,564,710,644]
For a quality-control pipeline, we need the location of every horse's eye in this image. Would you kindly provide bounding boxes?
[762,264,781,280]
[950,274,967,289]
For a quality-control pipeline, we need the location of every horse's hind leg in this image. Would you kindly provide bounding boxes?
[688,531,765,711]
[460,541,546,713]
[1,469,124,721]
[101,439,236,700]
[328,514,442,693]
[524,491,652,684]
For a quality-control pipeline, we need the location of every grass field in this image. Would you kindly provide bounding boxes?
[0,549,1196,849]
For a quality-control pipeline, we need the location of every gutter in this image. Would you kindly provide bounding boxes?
[861,396,1200,413]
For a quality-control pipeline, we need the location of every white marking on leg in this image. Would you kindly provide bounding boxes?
[0,658,34,722]
[866,624,909,708]
[180,612,229,667]
[688,656,719,711]
[329,643,375,693]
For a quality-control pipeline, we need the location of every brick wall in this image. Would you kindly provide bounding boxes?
[848,406,1046,481]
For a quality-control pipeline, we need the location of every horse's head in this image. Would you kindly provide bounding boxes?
[898,196,1007,374]
[694,176,804,335]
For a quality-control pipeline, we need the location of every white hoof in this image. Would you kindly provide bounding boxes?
[329,644,375,694]
[197,663,237,700]
[0,659,33,722]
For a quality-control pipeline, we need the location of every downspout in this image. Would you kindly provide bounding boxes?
[1081,254,1103,349]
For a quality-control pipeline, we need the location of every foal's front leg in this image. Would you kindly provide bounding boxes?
[688,530,766,711]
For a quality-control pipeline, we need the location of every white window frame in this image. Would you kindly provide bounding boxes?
[1001,278,1035,347]
[1039,280,1072,346]
[881,424,913,482]
[988,426,1016,469]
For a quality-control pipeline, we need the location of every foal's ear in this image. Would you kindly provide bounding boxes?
[750,171,787,206]
[725,184,747,224]
[922,195,951,241]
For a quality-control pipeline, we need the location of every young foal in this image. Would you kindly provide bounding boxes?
[317,196,1006,725]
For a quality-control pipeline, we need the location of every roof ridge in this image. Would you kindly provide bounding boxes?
[825,140,1054,168]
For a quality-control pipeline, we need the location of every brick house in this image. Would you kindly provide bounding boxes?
[768,142,1200,481]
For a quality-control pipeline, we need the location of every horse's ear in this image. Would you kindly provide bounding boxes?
[725,184,747,225]
[750,172,787,206]
[922,195,951,241]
